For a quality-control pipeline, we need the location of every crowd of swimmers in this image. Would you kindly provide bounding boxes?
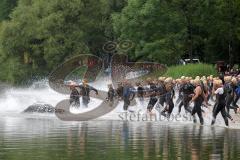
[68,75,240,126]
[68,79,98,107]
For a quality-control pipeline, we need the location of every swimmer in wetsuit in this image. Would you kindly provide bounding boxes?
[190,79,205,125]
[77,79,98,107]
[211,80,234,126]
[106,84,116,107]
[161,78,175,118]
[178,77,194,114]
[122,81,135,111]
[70,85,80,107]
[146,78,158,113]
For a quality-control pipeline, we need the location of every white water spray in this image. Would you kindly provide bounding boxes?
[0,78,239,129]
[0,80,66,113]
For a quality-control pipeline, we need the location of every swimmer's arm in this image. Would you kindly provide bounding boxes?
[213,88,220,95]
[191,87,201,102]
[90,86,98,94]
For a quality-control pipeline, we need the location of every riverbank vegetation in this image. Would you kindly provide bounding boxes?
[163,64,217,78]
[0,0,240,84]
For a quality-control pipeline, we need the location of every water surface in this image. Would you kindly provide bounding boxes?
[0,115,239,160]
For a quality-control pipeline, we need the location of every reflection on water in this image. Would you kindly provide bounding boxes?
[0,115,240,160]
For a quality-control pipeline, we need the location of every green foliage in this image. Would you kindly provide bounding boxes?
[0,0,240,85]
[203,0,240,63]
[163,64,218,78]
[112,0,240,64]
[0,0,126,84]
[0,56,31,84]
[0,0,17,21]
[112,0,186,64]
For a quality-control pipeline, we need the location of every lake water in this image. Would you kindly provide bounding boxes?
[0,114,240,160]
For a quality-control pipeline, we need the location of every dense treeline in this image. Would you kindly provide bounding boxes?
[0,0,17,21]
[0,0,126,84]
[0,0,239,84]
[112,0,240,64]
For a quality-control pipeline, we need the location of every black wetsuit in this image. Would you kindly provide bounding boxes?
[233,81,240,109]
[78,84,98,106]
[211,87,230,126]
[123,86,135,111]
[176,83,183,105]
[70,88,80,106]
[224,82,235,113]
[191,86,204,125]
[166,85,175,116]
[207,81,213,101]
[161,83,175,117]
[107,88,115,102]
[137,86,144,102]
[116,86,123,99]
[178,83,194,114]
[158,82,166,107]
[219,73,225,84]
[147,83,158,112]
[107,87,115,106]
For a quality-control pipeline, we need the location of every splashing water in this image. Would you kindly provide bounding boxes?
[0,78,239,129]
[0,80,66,113]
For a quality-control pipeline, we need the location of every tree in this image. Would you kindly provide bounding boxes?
[170,0,207,61]
[203,0,240,64]
[0,0,126,84]
[112,0,186,65]
[113,0,240,65]
[0,0,18,21]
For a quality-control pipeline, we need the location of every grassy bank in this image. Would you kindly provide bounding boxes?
[162,63,217,78]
